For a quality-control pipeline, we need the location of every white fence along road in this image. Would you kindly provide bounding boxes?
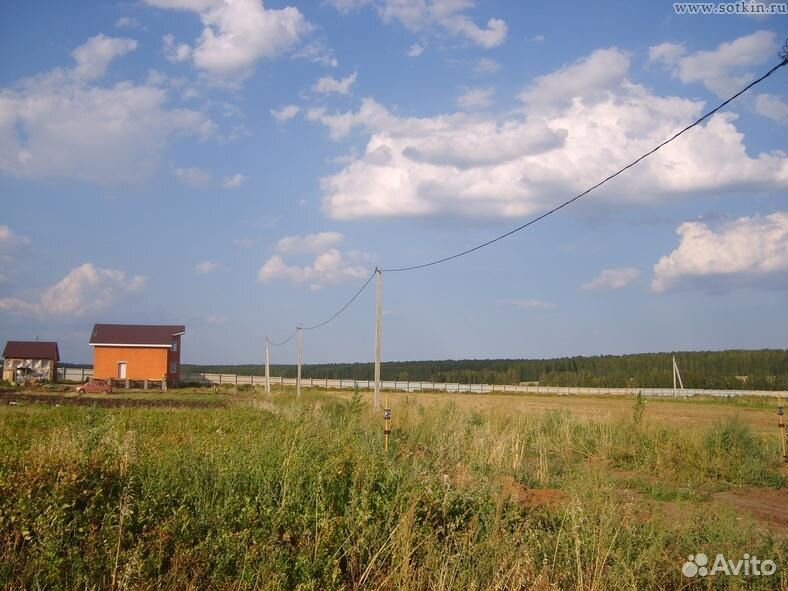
[182,373,785,398]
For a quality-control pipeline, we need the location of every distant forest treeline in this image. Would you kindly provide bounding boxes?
[184,349,788,390]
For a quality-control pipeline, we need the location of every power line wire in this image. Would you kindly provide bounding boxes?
[381,56,788,273]
[268,329,298,347]
[268,269,377,344]
[302,269,377,331]
[266,52,787,343]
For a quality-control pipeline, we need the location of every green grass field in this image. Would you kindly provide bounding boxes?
[0,388,786,590]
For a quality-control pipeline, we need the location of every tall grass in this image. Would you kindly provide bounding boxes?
[0,391,785,590]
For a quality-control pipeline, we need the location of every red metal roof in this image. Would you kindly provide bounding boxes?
[90,324,185,346]
[3,341,60,361]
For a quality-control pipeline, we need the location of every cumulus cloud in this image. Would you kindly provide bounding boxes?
[0,35,215,185]
[271,104,301,123]
[582,267,640,291]
[271,104,301,122]
[71,34,138,81]
[195,260,220,274]
[327,0,507,48]
[174,166,212,187]
[307,46,788,220]
[0,263,145,316]
[407,43,425,57]
[457,87,494,110]
[519,48,630,111]
[258,249,369,289]
[223,173,247,188]
[163,33,193,63]
[292,40,338,67]
[275,232,344,255]
[115,16,144,30]
[0,225,30,247]
[313,72,357,95]
[754,93,788,123]
[649,30,777,97]
[259,232,370,289]
[652,212,788,292]
[145,0,311,82]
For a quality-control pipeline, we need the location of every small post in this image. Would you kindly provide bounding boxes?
[672,355,676,394]
[265,337,271,394]
[374,268,383,411]
[143,379,148,390]
[125,378,130,390]
[296,327,303,398]
[778,402,787,463]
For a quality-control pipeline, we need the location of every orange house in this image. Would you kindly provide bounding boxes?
[90,324,185,386]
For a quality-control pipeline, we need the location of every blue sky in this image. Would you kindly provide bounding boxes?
[0,0,786,365]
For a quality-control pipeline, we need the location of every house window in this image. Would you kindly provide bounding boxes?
[170,361,178,374]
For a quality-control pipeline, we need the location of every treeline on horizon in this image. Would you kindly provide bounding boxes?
[183,349,788,390]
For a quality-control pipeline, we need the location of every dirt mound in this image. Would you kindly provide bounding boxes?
[714,487,788,533]
[499,476,567,509]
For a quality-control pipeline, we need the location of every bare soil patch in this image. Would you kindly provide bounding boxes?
[0,391,226,409]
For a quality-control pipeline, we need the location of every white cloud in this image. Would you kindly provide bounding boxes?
[144,0,311,82]
[195,260,221,274]
[474,58,500,73]
[223,173,247,188]
[0,36,215,186]
[174,166,212,187]
[115,16,144,30]
[0,263,145,316]
[754,93,788,123]
[407,43,425,57]
[507,299,556,310]
[307,47,788,221]
[258,248,369,289]
[275,232,344,255]
[328,0,507,48]
[582,267,640,291]
[163,33,193,63]
[271,104,301,122]
[519,47,630,111]
[457,87,494,110]
[652,212,788,292]
[325,0,371,11]
[71,34,138,81]
[649,31,777,97]
[291,40,338,67]
[313,72,357,95]
[0,225,30,247]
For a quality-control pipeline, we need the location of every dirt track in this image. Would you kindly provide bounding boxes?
[0,391,226,409]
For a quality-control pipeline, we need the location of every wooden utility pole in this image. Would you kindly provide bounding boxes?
[296,327,303,398]
[265,337,271,394]
[374,268,383,411]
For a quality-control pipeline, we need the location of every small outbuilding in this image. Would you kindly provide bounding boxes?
[90,324,185,386]
[2,341,60,384]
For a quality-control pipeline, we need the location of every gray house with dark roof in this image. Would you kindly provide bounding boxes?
[2,341,60,383]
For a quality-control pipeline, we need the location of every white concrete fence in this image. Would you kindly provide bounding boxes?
[182,372,786,398]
